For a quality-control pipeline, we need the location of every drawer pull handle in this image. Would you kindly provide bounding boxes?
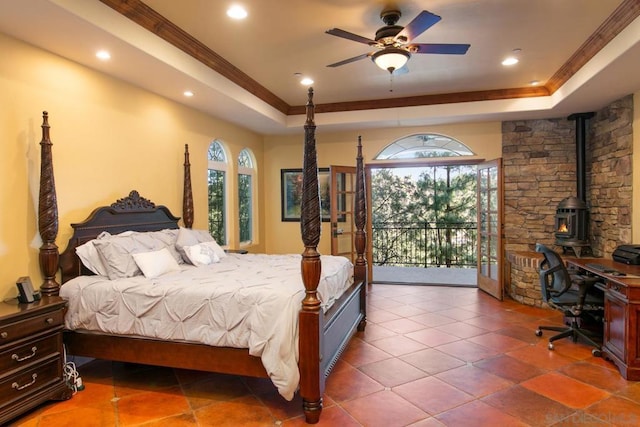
[12,374,37,391]
[11,346,38,362]
[0,332,7,339]
[45,317,54,324]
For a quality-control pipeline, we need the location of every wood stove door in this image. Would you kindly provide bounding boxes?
[477,159,504,300]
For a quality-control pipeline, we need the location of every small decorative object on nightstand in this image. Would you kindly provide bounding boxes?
[0,296,72,424]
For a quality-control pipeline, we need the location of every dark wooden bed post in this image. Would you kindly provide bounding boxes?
[38,111,61,296]
[299,88,323,424]
[182,144,194,229]
[354,136,368,331]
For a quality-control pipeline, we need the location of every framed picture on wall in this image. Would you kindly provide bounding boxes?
[281,168,331,222]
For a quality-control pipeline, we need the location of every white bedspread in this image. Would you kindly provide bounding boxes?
[60,253,353,400]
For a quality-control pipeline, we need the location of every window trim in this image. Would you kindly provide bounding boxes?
[374,133,475,160]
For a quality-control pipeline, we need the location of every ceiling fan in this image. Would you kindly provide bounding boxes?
[326,8,470,74]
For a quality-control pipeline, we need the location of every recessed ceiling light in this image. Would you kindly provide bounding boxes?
[300,77,314,86]
[227,5,247,20]
[183,90,194,97]
[502,48,521,66]
[96,50,111,61]
[530,80,540,86]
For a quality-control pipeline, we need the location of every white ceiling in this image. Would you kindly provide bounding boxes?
[1,0,640,134]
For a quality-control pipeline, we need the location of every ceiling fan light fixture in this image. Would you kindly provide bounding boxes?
[372,48,410,73]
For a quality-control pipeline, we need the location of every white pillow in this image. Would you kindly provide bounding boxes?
[183,242,221,267]
[132,248,181,279]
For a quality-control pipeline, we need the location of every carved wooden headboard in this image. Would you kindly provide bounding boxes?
[57,191,181,283]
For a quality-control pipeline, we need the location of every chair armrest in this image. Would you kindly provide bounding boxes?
[570,274,603,313]
[571,274,600,286]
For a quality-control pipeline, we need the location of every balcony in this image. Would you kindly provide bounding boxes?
[371,221,477,286]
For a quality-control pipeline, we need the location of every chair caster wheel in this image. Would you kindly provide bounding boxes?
[548,343,554,351]
[535,329,542,337]
[592,349,602,357]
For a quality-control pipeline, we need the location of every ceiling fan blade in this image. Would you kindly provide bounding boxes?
[326,28,377,45]
[410,43,470,55]
[395,11,441,43]
[326,53,371,68]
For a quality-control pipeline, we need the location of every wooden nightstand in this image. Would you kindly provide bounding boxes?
[0,296,72,424]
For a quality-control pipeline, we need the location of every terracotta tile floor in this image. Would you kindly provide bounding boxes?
[11,284,640,426]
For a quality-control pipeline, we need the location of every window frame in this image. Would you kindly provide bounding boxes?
[207,140,229,245]
[237,148,256,246]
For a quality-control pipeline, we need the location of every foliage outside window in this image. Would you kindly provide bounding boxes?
[371,164,477,268]
[208,141,227,244]
[238,149,254,244]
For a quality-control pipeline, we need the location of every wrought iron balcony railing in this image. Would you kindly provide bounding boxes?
[372,221,477,268]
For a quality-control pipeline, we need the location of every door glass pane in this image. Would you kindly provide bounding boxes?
[490,213,498,233]
[490,189,498,211]
[479,170,488,189]
[489,166,497,186]
[480,192,487,211]
[490,238,497,258]
[341,193,353,215]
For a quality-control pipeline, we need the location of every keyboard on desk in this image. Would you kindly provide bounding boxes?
[585,262,626,276]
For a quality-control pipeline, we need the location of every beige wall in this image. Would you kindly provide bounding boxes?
[0,33,265,299]
[263,122,502,255]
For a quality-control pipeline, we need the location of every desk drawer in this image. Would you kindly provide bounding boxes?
[0,333,61,373]
[0,310,63,343]
[0,356,62,407]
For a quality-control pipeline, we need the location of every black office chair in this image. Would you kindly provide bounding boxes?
[534,243,604,356]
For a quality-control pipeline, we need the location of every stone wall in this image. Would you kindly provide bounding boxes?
[503,94,633,306]
[502,118,576,254]
[587,95,634,256]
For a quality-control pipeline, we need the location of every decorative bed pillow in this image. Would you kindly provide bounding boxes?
[132,248,181,278]
[182,242,221,267]
[175,228,226,263]
[94,232,169,279]
[145,229,183,264]
[75,231,111,276]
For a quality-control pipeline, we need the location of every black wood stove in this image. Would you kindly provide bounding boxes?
[554,112,594,257]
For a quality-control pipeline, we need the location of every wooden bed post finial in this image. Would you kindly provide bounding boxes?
[299,87,323,423]
[305,87,314,124]
[38,111,60,296]
[183,144,194,229]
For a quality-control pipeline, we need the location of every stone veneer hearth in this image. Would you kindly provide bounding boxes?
[503,95,633,307]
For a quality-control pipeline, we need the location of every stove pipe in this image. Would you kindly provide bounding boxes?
[568,112,594,202]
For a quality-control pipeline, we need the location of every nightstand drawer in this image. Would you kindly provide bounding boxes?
[0,310,63,343]
[0,333,61,373]
[0,356,62,408]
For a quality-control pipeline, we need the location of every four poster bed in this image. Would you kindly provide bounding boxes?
[36,88,368,424]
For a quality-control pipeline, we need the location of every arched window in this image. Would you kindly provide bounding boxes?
[208,140,227,244]
[374,133,475,160]
[237,148,255,244]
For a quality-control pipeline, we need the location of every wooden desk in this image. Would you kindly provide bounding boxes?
[566,257,640,380]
